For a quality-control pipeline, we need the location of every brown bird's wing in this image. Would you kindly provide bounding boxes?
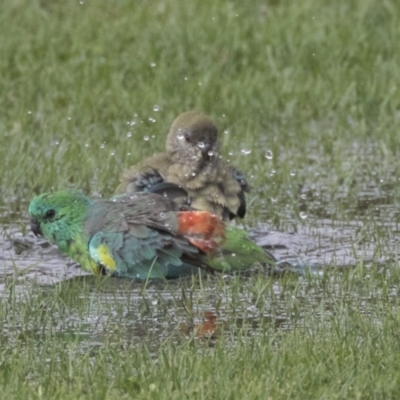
[115,153,172,195]
[228,166,251,219]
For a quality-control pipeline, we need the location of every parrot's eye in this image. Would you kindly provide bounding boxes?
[45,209,56,219]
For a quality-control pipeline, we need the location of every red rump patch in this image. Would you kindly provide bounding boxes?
[194,311,218,337]
[177,211,225,253]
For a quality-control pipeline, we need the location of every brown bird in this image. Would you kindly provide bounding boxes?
[115,111,250,221]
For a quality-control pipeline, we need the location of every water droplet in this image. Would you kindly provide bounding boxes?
[300,212,307,219]
[130,120,136,126]
[27,110,32,115]
[270,198,277,203]
[270,169,276,175]
[53,140,59,146]
[153,104,160,112]
[177,131,185,140]
[208,151,214,157]
[100,143,106,149]
[184,77,188,81]
[110,151,115,156]
[148,117,156,123]
[143,136,149,141]
[222,114,226,118]
[79,1,84,4]
[228,151,234,156]
[152,300,158,305]
[67,116,71,121]
[241,149,251,155]
[247,305,257,313]
[290,169,296,177]
[231,253,236,257]
[300,194,307,200]
[150,62,156,67]
[198,82,202,86]
[265,150,273,160]
[224,130,229,135]
[126,132,132,138]
[198,142,205,148]
[127,152,131,156]
[191,172,196,177]
[85,143,89,148]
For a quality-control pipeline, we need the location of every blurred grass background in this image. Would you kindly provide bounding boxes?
[2,0,400,227]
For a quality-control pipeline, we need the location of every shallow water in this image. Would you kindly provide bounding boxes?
[1,140,400,349]
[0,214,390,287]
[0,205,397,349]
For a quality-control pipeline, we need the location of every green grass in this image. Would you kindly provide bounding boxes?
[2,266,400,399]
[2,0,400,398]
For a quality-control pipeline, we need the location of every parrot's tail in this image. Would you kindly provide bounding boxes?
[177,211,225,253]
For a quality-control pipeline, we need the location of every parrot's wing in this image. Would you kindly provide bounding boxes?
[148,182,190,203]
[115,153,172,195]
[88,227,201,280]
[116,167,163,194]
[228,166,251,219]
[87,194,227,280]
[112,182,189,206]
[129,168,165,193]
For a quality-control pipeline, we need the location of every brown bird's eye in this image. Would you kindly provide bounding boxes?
[45,209,56,219]
[184,132,191,142]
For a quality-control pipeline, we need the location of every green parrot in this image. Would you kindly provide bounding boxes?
[28,190,276,280]
[115,111,250,222]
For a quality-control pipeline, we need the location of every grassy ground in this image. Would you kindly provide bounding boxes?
[1,0,400,398]
[2,266,400,399]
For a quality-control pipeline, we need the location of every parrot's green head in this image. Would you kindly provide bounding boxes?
[29,190,91,250]
[166,111,220,168]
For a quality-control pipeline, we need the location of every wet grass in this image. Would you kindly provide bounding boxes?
[2,265,400,399]
[2,0,400,398]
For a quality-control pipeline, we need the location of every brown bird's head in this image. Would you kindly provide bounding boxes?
[166,111,220,170]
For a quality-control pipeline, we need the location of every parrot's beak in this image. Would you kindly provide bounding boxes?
[30,218,42,236]
[199,142,212,160]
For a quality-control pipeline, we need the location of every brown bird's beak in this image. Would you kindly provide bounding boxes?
[199,142,212,160]
[30,218,42,236]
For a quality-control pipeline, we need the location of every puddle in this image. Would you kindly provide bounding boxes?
[1,139,400,350]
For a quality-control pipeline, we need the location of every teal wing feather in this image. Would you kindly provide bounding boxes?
[89,229,201,280]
